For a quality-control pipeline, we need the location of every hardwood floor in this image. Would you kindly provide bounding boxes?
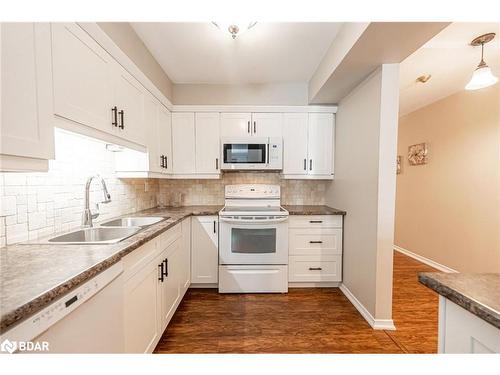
[154,251,440,353]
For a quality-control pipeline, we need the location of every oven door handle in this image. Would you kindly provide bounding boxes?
[219,217,288,224]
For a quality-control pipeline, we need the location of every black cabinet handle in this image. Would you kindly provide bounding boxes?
[309,267,322,271]
[253,121,256,134]
[213,220,216,233]
[309,220,323,223]
[165,155,168,169]
[309,240,323,244]
[160,155,165,168]
[215,158,219,170]
[163,258,168,277]
[303,158,307,170]
[309,159,312,170]
[158,263,164,282]
[247,121,250,133]
[111,106,118,127]
[118,110,124,129]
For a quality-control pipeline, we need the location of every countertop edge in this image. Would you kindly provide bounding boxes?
[418,273,500,329]
[0,207,221,334]
[283,205,346,216]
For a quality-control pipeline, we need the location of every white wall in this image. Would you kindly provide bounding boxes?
[326,64,399,325]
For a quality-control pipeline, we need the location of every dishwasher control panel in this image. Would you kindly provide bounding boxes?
[1,262,123,344]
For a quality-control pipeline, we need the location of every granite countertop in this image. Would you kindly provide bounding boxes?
[0,205,221,334]
[283,205,346,215]
[419,272,500,329]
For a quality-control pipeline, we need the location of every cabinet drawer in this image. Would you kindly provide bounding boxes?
[288,215,342,228]
[122,240,158,280]
[158,223,181,251]
[289,255,342,282]
[289,228,342,255]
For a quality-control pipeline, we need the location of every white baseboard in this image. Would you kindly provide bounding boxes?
[339,284,396,331]
[189,283,218,289]
[393,245,458,273]
[289,282,340,288]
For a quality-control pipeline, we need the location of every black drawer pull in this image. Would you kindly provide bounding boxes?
[309,240,323,244]
[111,106,118,127]
[163,258,168,277]
[309,267,322,271]
[309,220,323,223]
[118,110,124,129]
[213,220,216,233]
[160,155,165,168]
[158,263,164,282]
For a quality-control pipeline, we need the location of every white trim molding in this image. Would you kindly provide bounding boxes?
[393,245,458,273]
[339,284,396,331]
[171,105,338,113]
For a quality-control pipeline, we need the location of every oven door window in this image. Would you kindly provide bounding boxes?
[231,228,276,254]
[223,144,266,164]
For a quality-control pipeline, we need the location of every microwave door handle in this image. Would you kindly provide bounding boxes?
[266,143,270,164]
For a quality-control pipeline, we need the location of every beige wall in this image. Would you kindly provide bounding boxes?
[98,22,174,101]
[326,65,399,323]
[173,83,308,105]
[395,85,500,273]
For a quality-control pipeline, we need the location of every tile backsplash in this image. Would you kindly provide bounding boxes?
[158,173,330,206]
[0,129,331,247]
[0,129,158,246]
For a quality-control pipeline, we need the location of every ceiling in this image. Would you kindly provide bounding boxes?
[399,22,500,116]
[131,22,343,84]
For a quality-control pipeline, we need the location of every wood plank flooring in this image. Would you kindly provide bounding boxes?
[154,251,440,353]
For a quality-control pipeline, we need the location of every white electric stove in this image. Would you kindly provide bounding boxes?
[218,184,289,293]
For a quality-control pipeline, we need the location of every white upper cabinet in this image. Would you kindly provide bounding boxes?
[1,23,54,172]
[172,112,196,174]
[112,66,145,146]
[158,106,173,174]
[195,113,220,174]
[282,112,334,179]
[283,113,308,175]
[251,113,283,137]
[143,94,161,173]
[52,23,115,135]
[220,112,282,137]
[220,112,252,137]
[308,113,333,176]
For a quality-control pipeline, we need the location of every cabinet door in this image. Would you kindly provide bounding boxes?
[158,105,173,174]
[220,112,251,137]
[124,259,160,353]
[282,113,308,175]
[307,113,333,176]
[172,112,195,174]
[195,113,220,174]
[1,23,54,161]
[161,240,181,326]
[51,23,114,134]
[251,113,283,137]
[191,216,219,284]
[113,66,145,145]
[180,218,191,293]
[143,94,161,173]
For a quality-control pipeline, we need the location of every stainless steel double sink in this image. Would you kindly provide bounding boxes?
[44,216,169,245]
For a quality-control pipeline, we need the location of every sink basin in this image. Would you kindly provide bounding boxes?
[47,227,141,244]
[100,216,168,228]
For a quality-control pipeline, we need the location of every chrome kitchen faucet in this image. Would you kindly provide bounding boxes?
[82,175,112,227]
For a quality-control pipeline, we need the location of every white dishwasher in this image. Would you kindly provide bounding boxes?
[1,262,124,353]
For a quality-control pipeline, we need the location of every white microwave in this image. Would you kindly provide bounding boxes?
[220,137,283,170]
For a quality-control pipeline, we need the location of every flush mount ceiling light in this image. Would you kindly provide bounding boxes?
[465,32,498,91]
[212,21,257,39]
[416,74,432,83]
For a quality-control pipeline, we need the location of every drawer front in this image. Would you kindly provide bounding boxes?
[289,228,342,255]
[159,223,181,251]
[289,255,342,282]
[122,240,158,278]
[288,215,342,229]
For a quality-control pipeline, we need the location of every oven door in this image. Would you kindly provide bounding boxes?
[219,216,288,265]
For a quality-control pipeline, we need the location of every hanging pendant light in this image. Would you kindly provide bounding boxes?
[465,33,498,91]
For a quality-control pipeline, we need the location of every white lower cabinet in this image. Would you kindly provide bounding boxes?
[122,221,190,353]
[288,215,343,284]
[191,216,219,285]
